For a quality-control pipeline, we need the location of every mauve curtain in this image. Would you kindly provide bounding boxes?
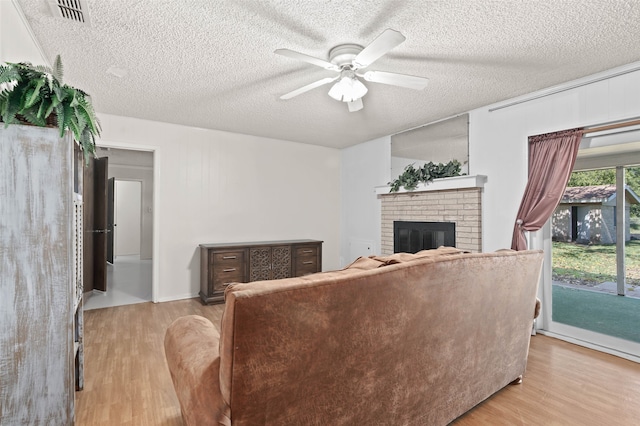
[511,128,583,251]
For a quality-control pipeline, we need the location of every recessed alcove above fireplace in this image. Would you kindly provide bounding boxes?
[376,175,487,254]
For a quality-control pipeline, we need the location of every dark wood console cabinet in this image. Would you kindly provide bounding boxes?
[199,239,323,304]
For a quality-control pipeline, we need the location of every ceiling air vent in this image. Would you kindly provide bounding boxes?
[48,0,91,25]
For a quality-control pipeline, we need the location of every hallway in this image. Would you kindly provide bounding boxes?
[84,255,152,311]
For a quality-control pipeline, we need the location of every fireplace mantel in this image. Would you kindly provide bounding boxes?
[375,175,487,196]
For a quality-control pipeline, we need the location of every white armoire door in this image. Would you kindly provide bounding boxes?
[0,125,75,424]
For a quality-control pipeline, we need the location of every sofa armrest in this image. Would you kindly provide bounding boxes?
[164,315,230,426]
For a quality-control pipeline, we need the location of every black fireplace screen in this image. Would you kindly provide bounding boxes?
[394,221,455,253]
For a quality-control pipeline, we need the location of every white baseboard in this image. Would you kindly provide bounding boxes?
[538,330,640,364]
[156,293,199,303]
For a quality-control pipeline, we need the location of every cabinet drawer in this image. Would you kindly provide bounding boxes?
[212,267,244,291]
[296,246,318,257]
[211,250,246,291]
[211,251,244,266]
[295,257,318,276]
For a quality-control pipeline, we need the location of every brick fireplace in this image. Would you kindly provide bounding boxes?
[377,175,486,254]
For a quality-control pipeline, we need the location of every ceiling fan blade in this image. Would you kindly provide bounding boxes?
[353,29,406,69]
[347,98,363,112]
[362,71,429,90]
[275,49,341,72]
[280,76,339,100]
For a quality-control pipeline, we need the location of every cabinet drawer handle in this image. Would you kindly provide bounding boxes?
[222,256,237,260]
[302,250,313,253]
[223,268,236,272]
[303,261,314,265]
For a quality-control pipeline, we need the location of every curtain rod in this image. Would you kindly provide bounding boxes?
[582,118,640,135]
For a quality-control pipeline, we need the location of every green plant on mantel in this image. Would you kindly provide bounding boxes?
[389,160,463,192]
[0,55,100,162]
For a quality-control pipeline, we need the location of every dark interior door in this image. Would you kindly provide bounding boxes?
[83,156,109,292]
[83,156,95,293]
[93,158,108,291]
[571,206,578,242]
[107,177,115,264]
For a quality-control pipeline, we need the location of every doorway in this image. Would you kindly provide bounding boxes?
[84,147,154,310]
[550,166,640,343]
[114,180,142,257]
[537,126,640,361]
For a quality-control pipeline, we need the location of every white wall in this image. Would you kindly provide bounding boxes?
[98,113,341,301]
[340,136,390,266]
[0,0,46,64]
[115,180,141,256]
[469,64,640,252]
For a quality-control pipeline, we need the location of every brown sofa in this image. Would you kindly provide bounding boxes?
[165,247,543,425]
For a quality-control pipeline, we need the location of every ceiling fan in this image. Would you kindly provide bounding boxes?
[275,29,429,112]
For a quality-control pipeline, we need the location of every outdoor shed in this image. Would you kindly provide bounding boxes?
[552,185,639,244]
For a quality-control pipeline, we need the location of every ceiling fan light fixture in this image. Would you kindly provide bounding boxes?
[328,76,368,102]
[275,29,427,112]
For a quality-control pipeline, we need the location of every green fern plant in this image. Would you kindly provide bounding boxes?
[0,55,100,162]
[389,160,463,192]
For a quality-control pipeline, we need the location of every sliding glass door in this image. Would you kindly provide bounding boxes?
[550,166,639,339]
[537,147,640,361]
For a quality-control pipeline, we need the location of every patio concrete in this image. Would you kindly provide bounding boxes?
[552,285,640,343]
[554,280,640,298]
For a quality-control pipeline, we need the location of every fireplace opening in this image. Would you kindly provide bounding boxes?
[394,221,455,253]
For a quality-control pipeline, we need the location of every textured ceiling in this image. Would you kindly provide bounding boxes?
[13,0,640,149]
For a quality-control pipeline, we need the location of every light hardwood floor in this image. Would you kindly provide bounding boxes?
[76,298,640,425]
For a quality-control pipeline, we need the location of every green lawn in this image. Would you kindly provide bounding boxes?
[552,240,640,285]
